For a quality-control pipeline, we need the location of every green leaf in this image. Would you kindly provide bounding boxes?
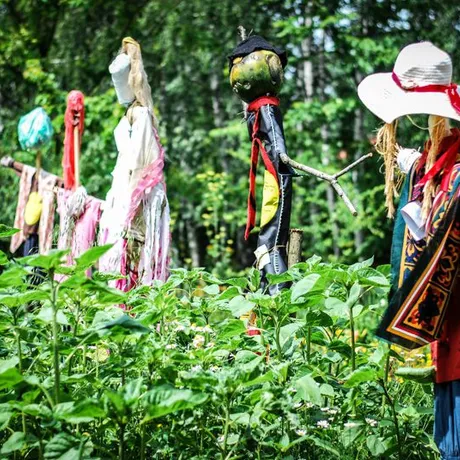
[0,225,20,238]
[44,433,93,459]
[1,432,26,454]
[216,286,240,301]
[348,257,374,273]
[294,374,322,405]
[75,244,113,268]
[0,411,13,430]
[227,295,255,317]
[354,267,389,287]
[0,289,49,306]
[395,366,435,384]
[324,297,348,318]
[320,383,335,397]
[219,319,246,339]
[0,357,22,389]
[142,385,208,421]
[36,306,69,325]
[21,249,69,270]
[266,271,294,285]
[344,367,378,388]
[0,250,8,265]
[94,315,151,337]
[203,284,220,295]
[0,266,28,288]
[366,434,389,456]
[347,282,361,307]
[291,274,322,303]
[55,400,106,423]
[225,277,247,289]
[304,310,333,327]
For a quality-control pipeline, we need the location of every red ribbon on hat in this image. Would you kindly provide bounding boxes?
[245,96,280,240]
[392,72,460,114]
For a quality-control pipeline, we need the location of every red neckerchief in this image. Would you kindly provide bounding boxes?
[245,96,280,240]
[392,72,460,114]
[415,128,460,194]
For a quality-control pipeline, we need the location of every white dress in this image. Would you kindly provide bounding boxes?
[98,106,170,285]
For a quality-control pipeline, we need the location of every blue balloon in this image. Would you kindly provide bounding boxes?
[18,107,54,150]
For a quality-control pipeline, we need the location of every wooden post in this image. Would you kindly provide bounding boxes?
[73,126,80,189]
[288,228,304,267]
[35,150,42,176]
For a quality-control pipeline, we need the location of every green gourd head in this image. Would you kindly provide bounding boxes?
[230,50,284,103]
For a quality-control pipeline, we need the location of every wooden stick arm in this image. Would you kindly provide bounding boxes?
[1,156,66,188]
[280,151,372,216]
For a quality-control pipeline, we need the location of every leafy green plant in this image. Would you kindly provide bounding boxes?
[0,226,437,459]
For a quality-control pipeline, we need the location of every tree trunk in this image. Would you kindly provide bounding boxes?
[318,28,340,258]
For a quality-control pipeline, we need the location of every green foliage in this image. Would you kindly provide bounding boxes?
[2,1,459,268]
[0,231,438,459]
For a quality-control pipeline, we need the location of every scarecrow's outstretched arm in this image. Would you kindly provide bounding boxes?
[280,152,373,216]
[1,155,66,187]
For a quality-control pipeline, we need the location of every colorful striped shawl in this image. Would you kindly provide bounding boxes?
[377,162,460,349]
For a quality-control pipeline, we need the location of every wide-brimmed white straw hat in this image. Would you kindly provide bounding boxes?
[358,41,460,123]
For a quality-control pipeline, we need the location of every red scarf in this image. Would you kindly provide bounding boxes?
[245,96,280,240]
[63,91,85,190]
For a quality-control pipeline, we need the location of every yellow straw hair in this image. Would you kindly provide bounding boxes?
[375,120,399,218]
[421,115,451,220]
[121,37,158,128]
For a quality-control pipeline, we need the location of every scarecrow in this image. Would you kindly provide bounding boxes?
[228,35,371,295]
[10,107,58,257]
[98,37,170,290]
[228,36,293,295]
[358,41,460,459]
[56,91,104,272]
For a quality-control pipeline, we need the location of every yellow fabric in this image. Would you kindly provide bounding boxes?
[24,192,43,226]
[260,170,279,228]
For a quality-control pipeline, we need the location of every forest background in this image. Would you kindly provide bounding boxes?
[1,0,460,276]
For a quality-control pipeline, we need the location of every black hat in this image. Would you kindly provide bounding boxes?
[228,35,288,71]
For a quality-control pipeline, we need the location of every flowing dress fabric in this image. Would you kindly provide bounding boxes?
[98,106,170,288]
[10,166,58,255]
[57,189,103,266]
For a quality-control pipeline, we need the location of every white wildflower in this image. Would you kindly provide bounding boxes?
[191,365,202,372]
[192,335,205,348]
[203,325,213,333]
[217,435,224,443]
[295,429,307,436]
[175,324,186,332]
[294,402,303,409]
[305,402,314,409]
[415,353,425,359]
[206,342,215,349]
[406,358,415,363]
[287,387,297,394]
[316,420,330,429]
[209,365,219,372]
[165,344,177,350]
[328,409,338,415]
[344,421,359,428]
[365,418,378,427]
[320,407,330,412]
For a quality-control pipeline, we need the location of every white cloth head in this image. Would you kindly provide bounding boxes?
[109,53,136,106]
[357,42,460,123]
